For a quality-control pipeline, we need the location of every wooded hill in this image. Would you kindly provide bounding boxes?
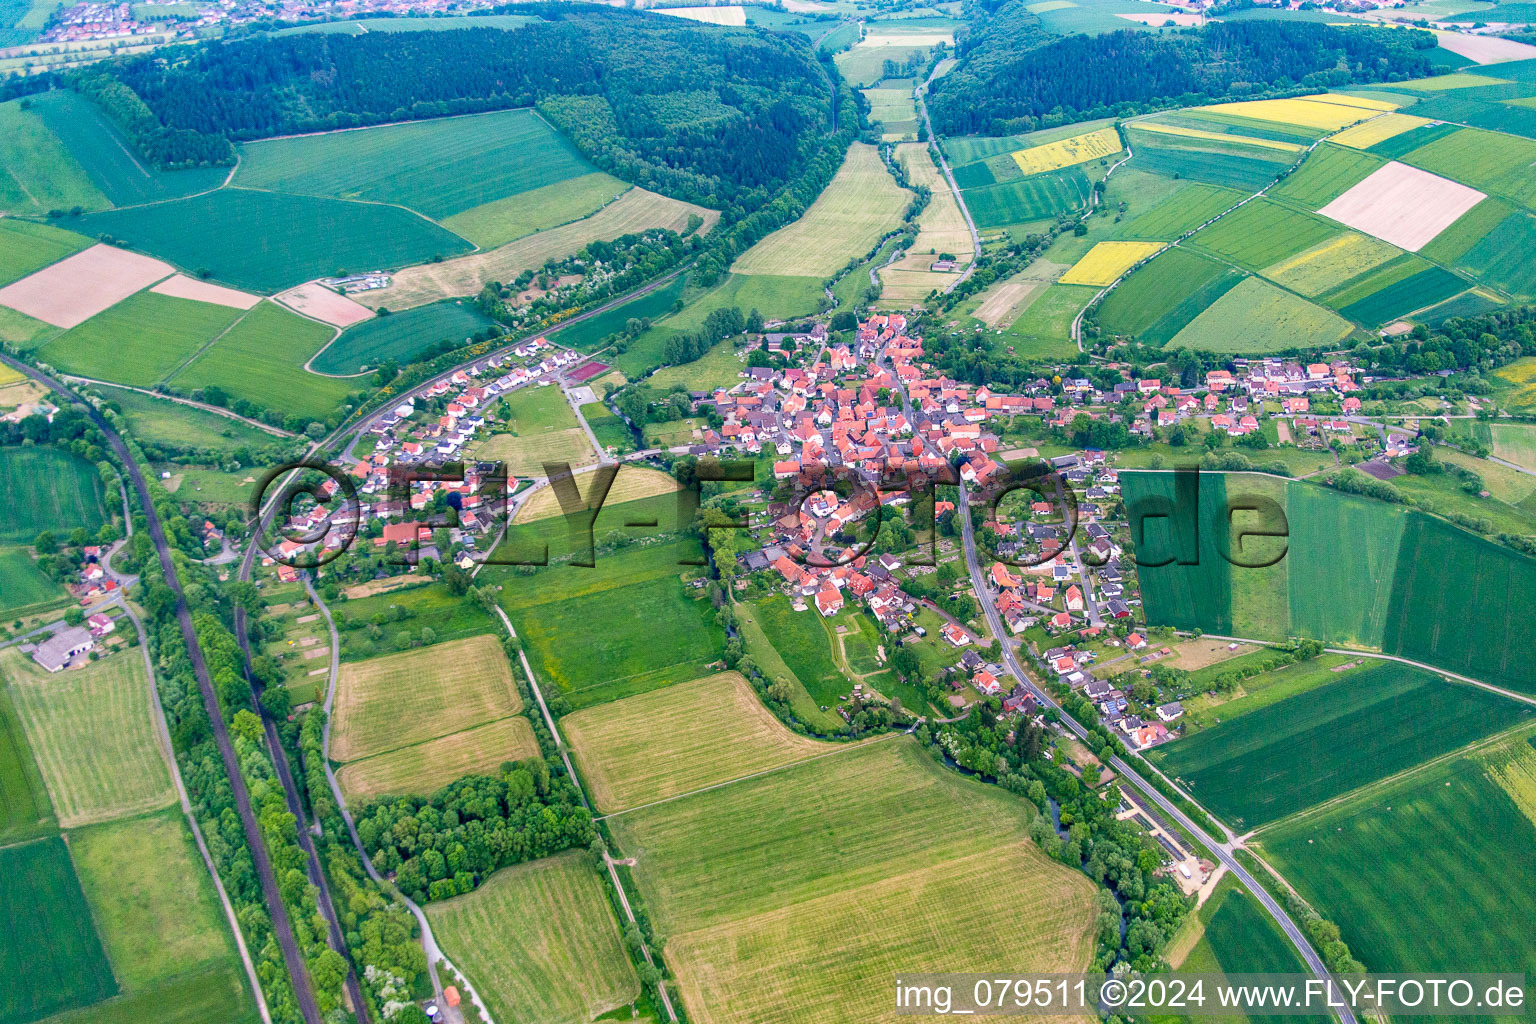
[75,3,836,208]
[928,5,1439,136]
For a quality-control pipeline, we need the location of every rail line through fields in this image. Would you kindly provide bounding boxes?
[0,353,328,1024]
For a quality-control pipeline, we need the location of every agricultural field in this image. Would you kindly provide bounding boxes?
[81,188,474,294]
[234,108,598,221]
[1268,143,1385,208]
[24,89,228,208]
[1010,125,1122,175]
[0,446,107,543]
[2,648,174,828]
[1285,483,1409,647]
[582,402,632,454]
[513,465,677,523]
[964,168,1096,236]
[964,258,1066,329]
[0,546,67,617]
[1261,231,1403,297]
[1398,126,1536,207]
[492,507,722,709]
[861,85,918,139]
[1180,654,1360,731]
[442,172,630,250]
[1126,126,1298,191]
[95,385,285,454]
[310,299,496,375]
[1258,731,1536,990]
[38,290,244,387]
[744,593,851,707]
[471,383,595,478]
[359,186,715,311]
[69,810,244,996]
[1147,661,1529,829]
[1492,357,1536,411]
[1130,472,1536,694]
[0,683,53,842]
[0,100,108,218]
[1198,94,1394,131]
[427,850,639,1024]
[1116,183,1243,240]
[732,143,908,279]
[1132,120,1304,153]
[564,671,835,812]
[999,282,1097,359]
[0,243,172,330]
[1099,249,1244,343]
[1186,198,1340,271]
[878,143,974,305]
[1490,422,1536,469]
[1335,264,1467,324]
[0,217,92,287]
[1382,514,1536,695]
[337,717,539,801]
[169,300,352,421]
[0,837,117,1023]
[1167,276,1353,352]
[331,633,521,771]
[1330,112,1432,150]
[1318,160,1486,252]
[1435,203,1536,297]
[1059,240,1164,286]
[608,739,1098,1024]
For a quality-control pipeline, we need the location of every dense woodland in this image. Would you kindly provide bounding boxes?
[82,3,835,206]
[929,4,1439,135]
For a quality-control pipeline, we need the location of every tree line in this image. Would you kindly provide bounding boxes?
[928,4,1438,136]
[78,3,834,208]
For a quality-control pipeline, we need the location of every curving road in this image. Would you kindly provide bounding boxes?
[304,579,495,1024]
[0,353,327,1024]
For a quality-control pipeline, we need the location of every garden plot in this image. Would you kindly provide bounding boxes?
[149,274,260,310]
[0,244,171,328]
[1319,161,1486,252]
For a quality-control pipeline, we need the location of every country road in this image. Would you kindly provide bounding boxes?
[0,353,326,1024]
[304,579,494,1024]
[914,62,981,294]
[954,484,1357,1024]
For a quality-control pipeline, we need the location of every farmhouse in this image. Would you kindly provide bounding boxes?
[32,626,95,672]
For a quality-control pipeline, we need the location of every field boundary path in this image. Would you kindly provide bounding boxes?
[490,604,680,1024]
[304,579,494,1024]
[0,353,328,1024]
[1190,632,1536,711]
[62,376,301,437]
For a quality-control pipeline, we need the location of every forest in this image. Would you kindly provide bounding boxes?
[928,5,1439,135]
[77,3,835,207]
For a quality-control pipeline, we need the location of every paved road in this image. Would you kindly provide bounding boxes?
[914,64,981,294]
[0,354,327,1024]
[336,267,687,464]
[955,485,1356,1024]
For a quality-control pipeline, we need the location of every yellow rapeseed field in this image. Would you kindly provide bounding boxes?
[1197,97,1383,131]
[1010,125,1121,175]
[1331,113,1432,149]
[1134,121,1303,152]
[1060,240,1165,286]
